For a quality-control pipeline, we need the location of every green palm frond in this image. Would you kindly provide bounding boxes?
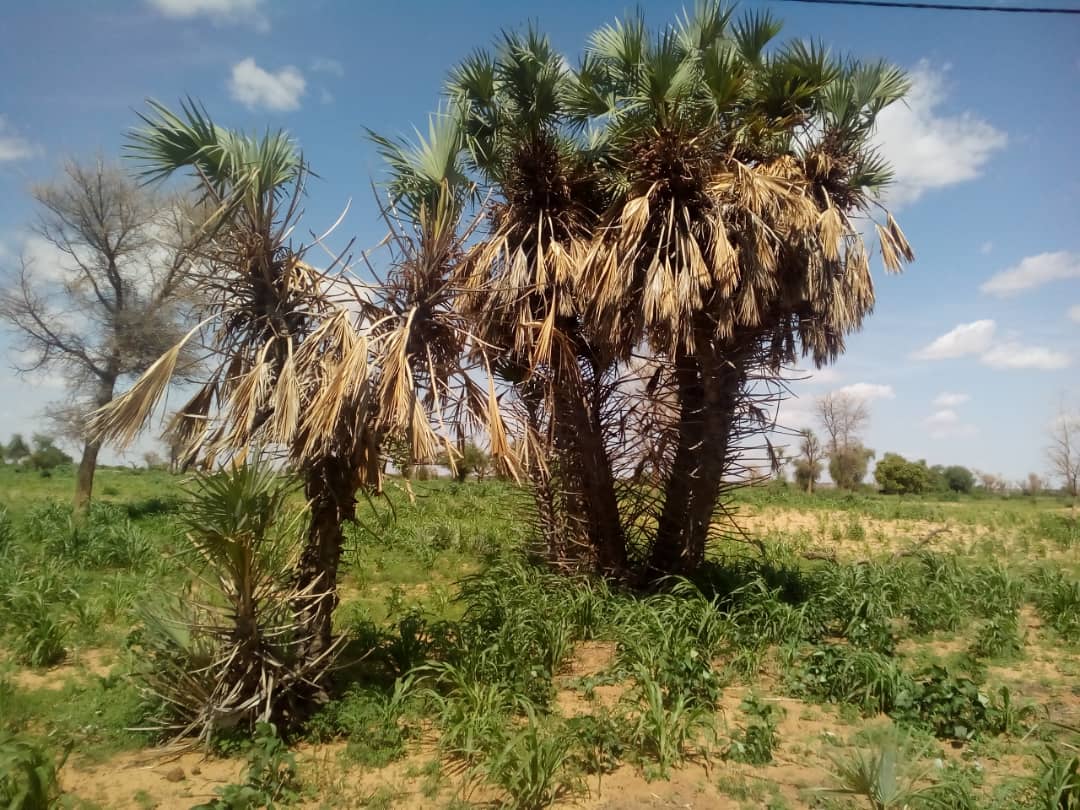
[128,98,300,207]
[677,0,735,53]
[447,49,498,107]
[851,59,910,116]
[588,13,649,86]
[639,29,700,113]
[850,149,895,193]
[700,41,748,115]
[496,26,570,134]
[565,53,620,126]
[733,10,783,64]
[368,107,472,222]
[781,40,841,91]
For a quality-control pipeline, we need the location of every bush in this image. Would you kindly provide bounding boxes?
[874,453,930,495]
[830,445,875,491]
[943,465,975,494]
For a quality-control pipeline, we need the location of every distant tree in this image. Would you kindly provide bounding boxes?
[942,465,974,494]
[792,429,824,494]
[460,442,491,483]
[818,392,870,455]
[0,158,199,512]
[142,450,165,470]
[1020,473,1044,496]
[874,452,930,495]
[830,444,875,491]
[28,433,73,474]
[6,434,30,465]
[926,464,947,492]
[817,393,874,490]
[976,471,1007,494]
[1047,403,1079,500]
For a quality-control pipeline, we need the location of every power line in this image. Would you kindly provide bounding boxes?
[771,0,1080,13]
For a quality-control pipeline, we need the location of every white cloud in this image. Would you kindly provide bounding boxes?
[1069,305,1080,324]
[147,0,267,29]
[790,367,842,385]
[836,382,895,402]
[874,62,1006,207]
[914,320,996,360]
[0,116,40,162]
[979,241,994,255]
[923,408,978,439]
[776,399,817,430]
[980,343,1070,371]
[980,251,1080,297]
[934,391,969,408]
[19,233,77,283]
[228,58,306,111]
[310,58,344,77]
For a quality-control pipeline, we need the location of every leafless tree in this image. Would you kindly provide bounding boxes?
[0,158,199,512]
[976,471,1007,494]
[1048,403,1080,502]
[818,392,870,455]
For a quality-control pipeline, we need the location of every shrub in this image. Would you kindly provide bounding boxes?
[874,453,930,495]
[133,463,333,743]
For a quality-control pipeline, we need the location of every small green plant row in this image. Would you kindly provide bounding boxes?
[794,646,1037,741]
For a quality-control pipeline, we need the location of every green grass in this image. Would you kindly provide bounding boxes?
[1,467,1077,808]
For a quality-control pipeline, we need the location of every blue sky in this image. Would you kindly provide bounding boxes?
[0,0,1077,481]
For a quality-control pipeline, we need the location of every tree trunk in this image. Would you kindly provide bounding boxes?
[294,455,356,690]
[74,372,118,515]
[550,362,626,576]
[649,339,744,577]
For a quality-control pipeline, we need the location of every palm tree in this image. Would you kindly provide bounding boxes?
[383,2,913,579]
[566,4,911,574]
[88,100,373,689]
[443,29,627,573]
[91,101,506,713]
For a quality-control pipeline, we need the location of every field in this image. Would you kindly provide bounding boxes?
[1,465,1078,809]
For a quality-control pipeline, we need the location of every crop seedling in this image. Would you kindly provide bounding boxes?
[1031,569,1080,642]
[795,645,910,715]
[193,722,300,809]
[566,709,624,793]
[1020,746,1079,810]
[480,707,579,810]
[0,733,70,810]
[969,613,1024,660]
[626,667,715,779]
[727,693,782,765]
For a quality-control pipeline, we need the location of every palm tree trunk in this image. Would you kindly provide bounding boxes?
[550,365,626,576]
[74,372,118,515]
[294,455,356,685]
[649,339,744,577]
